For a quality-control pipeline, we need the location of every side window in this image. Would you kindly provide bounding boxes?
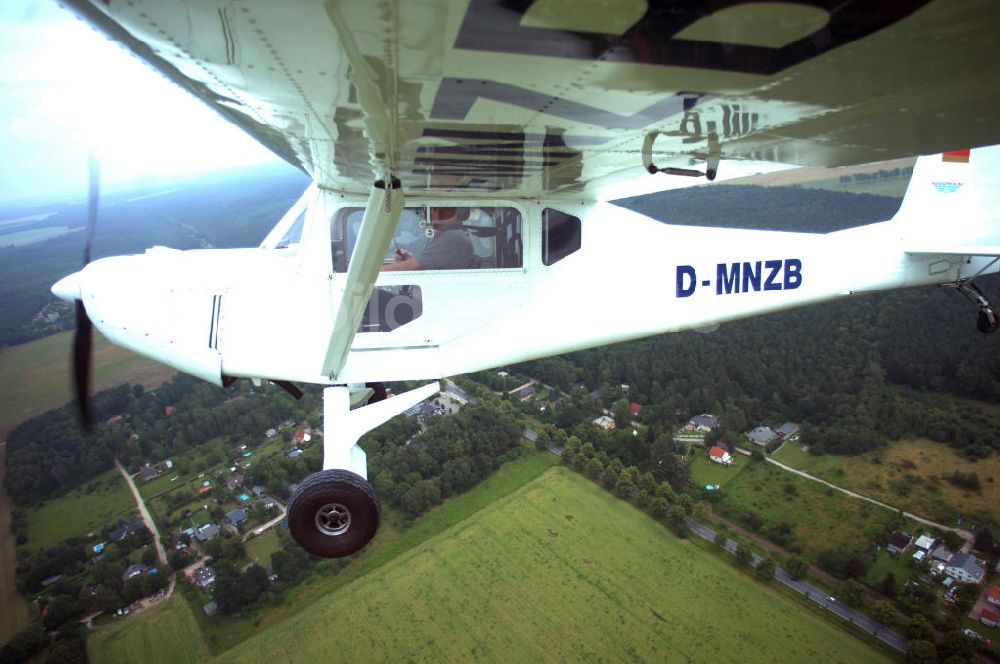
[542,208,581,265]
[335,207,522,272]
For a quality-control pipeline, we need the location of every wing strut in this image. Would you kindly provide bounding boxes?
[321,178,403,378]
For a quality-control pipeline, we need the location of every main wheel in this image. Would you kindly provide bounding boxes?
[977,308,999,334]
[286,469,381,558]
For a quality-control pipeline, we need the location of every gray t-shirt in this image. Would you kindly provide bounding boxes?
[416,229,477,270]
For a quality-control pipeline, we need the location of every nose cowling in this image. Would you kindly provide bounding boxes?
[52,270,83,302]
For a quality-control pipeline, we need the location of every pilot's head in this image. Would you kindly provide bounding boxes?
[429,207,469,230]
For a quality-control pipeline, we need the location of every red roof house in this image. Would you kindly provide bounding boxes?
[629,402,642,416]
[708,446,733,466]
[981,607,999,628]
[987,586,1000,607]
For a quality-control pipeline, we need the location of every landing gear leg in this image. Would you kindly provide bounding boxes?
[955,280,999,334]
[286,382,440,557]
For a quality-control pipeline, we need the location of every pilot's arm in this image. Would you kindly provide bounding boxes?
[381,248,421,271]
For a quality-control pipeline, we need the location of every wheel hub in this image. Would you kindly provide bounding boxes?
[315,502,351,536]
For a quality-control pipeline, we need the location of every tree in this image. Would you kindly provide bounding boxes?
[785,555,809,580]
[936,630,974,662]
[692,501,711,521]
[714,531,727,547]
[735,544,752,566]
[905,615,934,641]
[649,497,669,518]
[880,571,897,598]
[904,640,936,664]
[942,530,965,551]
[534,428,551,452]
[585,457,604,479]
[843,580,866,607]
[755,558,775,581]
[870,599,896,626]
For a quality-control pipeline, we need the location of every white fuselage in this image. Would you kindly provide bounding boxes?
[66,184,990,390]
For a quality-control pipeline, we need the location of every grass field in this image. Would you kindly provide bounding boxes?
[772,438,1000,525]
[212,467,888,664]
[244,530,280,567]
[25,468,135,551]
[712,460,906,560]
[87,594,209,664]
[689,453,748,489]
[0,329,175,440]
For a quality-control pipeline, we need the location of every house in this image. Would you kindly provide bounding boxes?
[708,446,733,466]
[195,524,220,542]
[887,531,912,554]
[293,428,311,445]
[913,534,936,551]
[252,485,267,498]
[226,507,248,526]
[944,552,986,584]
[265,565,278,582]
[198,485,213,495]
[689,414,719,431]
[517,385,535,401]
[109,518,143,542]
[41,575,62,588]
[122,563,147,583]
[226,473,245,490]
[747,426,778,447]
[203,601,218,617]
[194,566,216,587]
[629,402,642,416]
[138,466,159,482]
[588,390,601,400]
[592,415,616,430]
[265,428,278,439]
[287,449,304,459]
[981,607,1000,628]
[164,405,175,416]
[987,586,1000,607]
[776,422,800,439]
[931,544,954,563]
[106,414,124,427]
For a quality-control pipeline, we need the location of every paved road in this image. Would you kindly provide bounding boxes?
[115,459,167,566]
[443,379,475,404]
[243,500,287,542]
[687,520,908,653]
[765,456,975,548]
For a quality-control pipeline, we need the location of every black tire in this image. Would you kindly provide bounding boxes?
[977,308,999,334]
[286,469,381,558]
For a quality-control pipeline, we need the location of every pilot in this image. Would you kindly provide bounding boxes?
[382,207,477,271]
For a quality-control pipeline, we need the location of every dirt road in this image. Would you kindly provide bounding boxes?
[765,456,975,547]
[115,459,167,566]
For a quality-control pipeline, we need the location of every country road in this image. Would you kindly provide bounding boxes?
[115,459,168,566]
[764,455,975,548]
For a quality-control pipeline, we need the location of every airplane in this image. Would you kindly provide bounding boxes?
[48,0,1000,558]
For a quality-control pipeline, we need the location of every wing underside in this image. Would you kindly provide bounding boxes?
[64,0,1000,199]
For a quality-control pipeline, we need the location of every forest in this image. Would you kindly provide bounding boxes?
[5,373,311,506]
[0,163,308,346]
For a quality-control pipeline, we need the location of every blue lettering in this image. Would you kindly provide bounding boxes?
[784,258,802,290]
[741,261,761,292]
[676,265,696,298]
[763,260,783,291]
[717,263,740,295]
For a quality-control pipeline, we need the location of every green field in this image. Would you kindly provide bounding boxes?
[25,468,135,550]
[689,452,748,489]
[244,530,281,567]
[213,468,888,663]
[0,329,175,440]
[712,460,907,560]
[87,594,209,664]
[772,438,1000,525]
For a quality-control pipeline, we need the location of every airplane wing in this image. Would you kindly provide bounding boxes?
[63,0,1000,199]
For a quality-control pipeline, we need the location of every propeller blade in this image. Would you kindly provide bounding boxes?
[73,300,94,432]
[73,152,100,432]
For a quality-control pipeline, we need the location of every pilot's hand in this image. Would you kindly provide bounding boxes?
[394,248,412,261]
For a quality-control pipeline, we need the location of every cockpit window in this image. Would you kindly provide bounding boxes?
[274,209,305,249]
[334,206,522,273]
[542,208,581,265]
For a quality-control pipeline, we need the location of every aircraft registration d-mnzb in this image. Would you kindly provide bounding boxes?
[51,0,1000,557]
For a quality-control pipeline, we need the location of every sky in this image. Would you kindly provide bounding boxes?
[0,0,282,206]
